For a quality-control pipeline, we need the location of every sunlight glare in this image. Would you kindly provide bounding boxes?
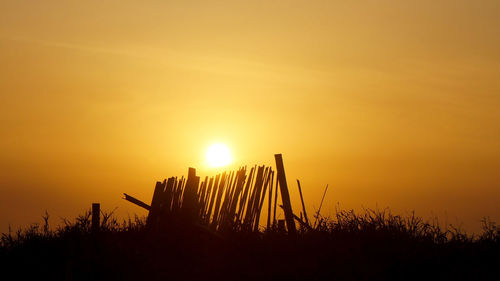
[206,143,232,167]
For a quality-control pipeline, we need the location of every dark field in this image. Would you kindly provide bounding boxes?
[1,209,499,281]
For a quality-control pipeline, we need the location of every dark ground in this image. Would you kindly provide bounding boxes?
[1,210,499,281]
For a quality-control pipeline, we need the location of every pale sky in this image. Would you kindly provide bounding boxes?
[1,0,499,233]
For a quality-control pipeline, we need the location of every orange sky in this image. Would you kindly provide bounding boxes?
[1,0,499,233]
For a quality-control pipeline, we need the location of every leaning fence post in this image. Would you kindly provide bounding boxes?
[92,203,100,232]
[274,154,296,235]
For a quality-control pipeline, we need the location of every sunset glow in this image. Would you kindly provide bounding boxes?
[2,2,500,279]
[1,1,500,235]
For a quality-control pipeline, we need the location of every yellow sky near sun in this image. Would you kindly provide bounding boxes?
[1,0,499,233]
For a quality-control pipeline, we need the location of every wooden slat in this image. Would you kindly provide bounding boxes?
[244,166,264,229]
[211,172,227,228]
[123,193,151,211]
[218,171,235,227]
[206,174,220,223]
[147,181,166,227]
[266,171,274,230]
[237,167,254,223]
[198,177,208,217]
[227,168,246,227]
[159,177,176,222]
[273,170,279,227]
[201,177,214,219]
[172,177,184,212]
[254,168,272,231]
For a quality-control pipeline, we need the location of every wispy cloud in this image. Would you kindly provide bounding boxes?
[1,35,338,84]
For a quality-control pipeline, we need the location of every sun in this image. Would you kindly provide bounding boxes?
[206,143,232,168]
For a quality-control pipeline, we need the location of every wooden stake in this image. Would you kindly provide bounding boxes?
[273,169,279,227]
[267,171,274,230]
[274,154,296,235]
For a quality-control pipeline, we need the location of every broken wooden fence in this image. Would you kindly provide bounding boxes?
[124,154,309,234]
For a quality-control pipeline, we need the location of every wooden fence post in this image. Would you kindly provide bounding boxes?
[182,167,200,222]
[274,154,296,235]
[92,203,100,232]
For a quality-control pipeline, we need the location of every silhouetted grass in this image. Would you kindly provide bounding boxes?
[1,208,499,281]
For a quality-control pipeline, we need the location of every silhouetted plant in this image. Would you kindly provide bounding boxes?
[1,207,499,281]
